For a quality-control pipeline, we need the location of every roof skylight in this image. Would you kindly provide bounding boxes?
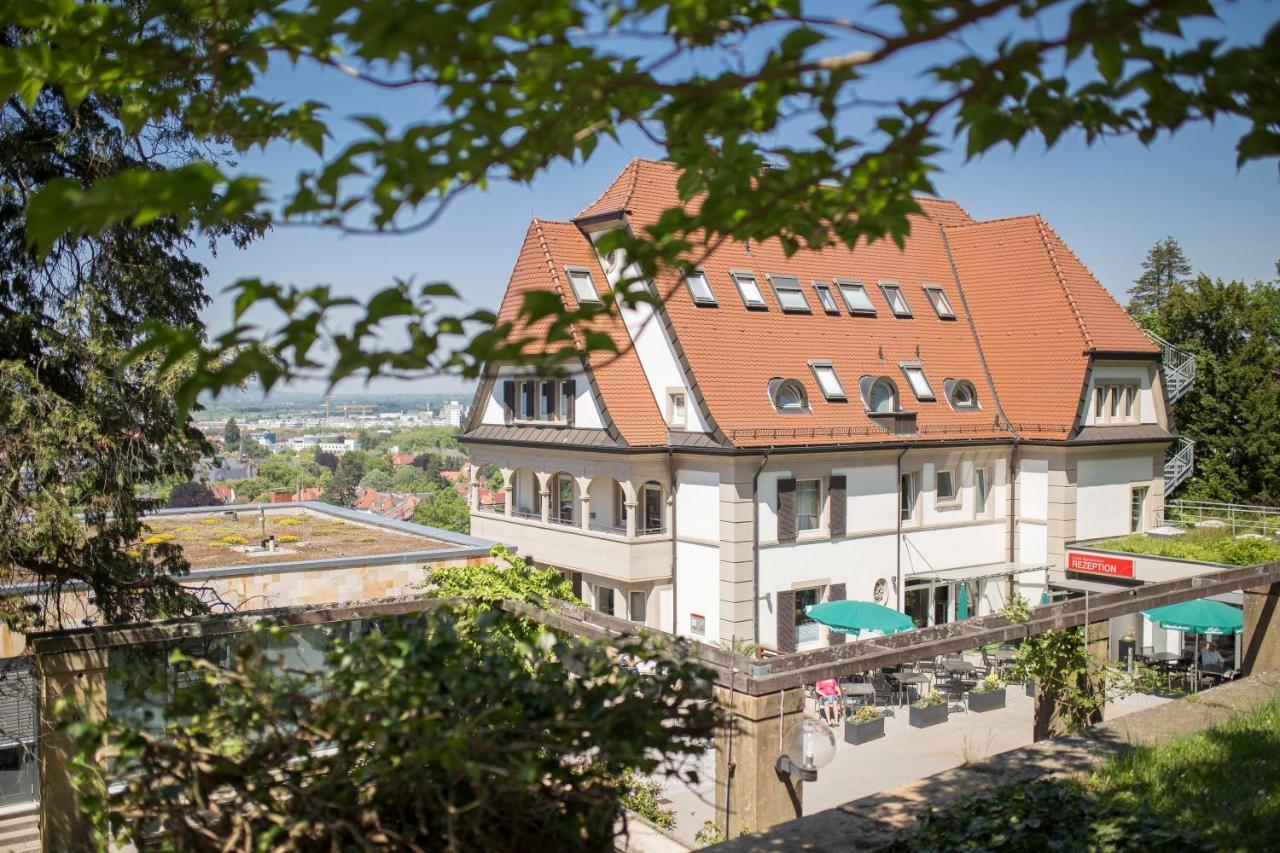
[880,282,912,318]
[768,274,811,313]
[731,271,768,310]
[565,267,601,304]
[900,364,935,401]
[923,285,956,320]
[835,279,876,315]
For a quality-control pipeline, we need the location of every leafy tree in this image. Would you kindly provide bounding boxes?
[74,609,716,852]
[1129,236,1192,315]
[389,427,462,454]
[355,429,379,450]
[312,450,338,473]
[236,434,269,459]
[221,417,241,453]
[360,469,392,492]
[321,453,365,507]
[480,463,505,493]
[225,476,270,503]
[362,452,393,477]
[4,1,1273,399]
[393,464,447,494]
[1154,270,1280,503]
[165,481,221,509]
[413,484,471,534]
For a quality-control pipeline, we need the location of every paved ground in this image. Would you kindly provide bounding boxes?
[650,685,1171,848]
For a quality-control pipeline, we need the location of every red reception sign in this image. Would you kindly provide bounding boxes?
[1067,552,1135,579]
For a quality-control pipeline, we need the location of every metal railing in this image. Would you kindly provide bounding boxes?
[1146,330,1196,403]
[1163,437,1195,498]
[1159,497,1280,536]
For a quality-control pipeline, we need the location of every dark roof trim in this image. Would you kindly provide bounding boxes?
[573,210,627,229]
[1088,350,1162,361]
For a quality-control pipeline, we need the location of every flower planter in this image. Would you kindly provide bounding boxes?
[844,716,885,745]
[1025,680,1036,698]
[909,703,948,729]
[967,688,1006,713]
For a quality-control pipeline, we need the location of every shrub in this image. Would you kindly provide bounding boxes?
[200,518,219,526]
[360,535,377,542]
[694,821,725,846]
[972,674,1005,694]
[912,691,946,709]
[141,533,176,547]
[275,517,303,527]
[849,706,882,724]
[277,535,300,544]
[221,535,249,545]
[618,771,675,829]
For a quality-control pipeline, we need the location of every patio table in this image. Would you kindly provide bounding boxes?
[888,672,931,705]
[841,682,876,709]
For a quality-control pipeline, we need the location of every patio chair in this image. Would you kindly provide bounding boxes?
[870,671,896,706]
[1140,645,1156,660]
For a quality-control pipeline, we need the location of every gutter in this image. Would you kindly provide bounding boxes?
[667,445,678,636]
[750,447,774,646]
[1007,439,1020,603]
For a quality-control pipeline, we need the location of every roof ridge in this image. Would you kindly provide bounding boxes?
[1035,216,1137,334]
[576,158,641,219]
[943,213,1040,229]
[531,218,585,350]
[1033,215,1094,350]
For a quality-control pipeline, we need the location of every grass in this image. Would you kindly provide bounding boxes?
[905,698,1280,851]
[1093,526,1280,566]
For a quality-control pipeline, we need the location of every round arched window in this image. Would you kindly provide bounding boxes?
[945,379,980,411]
[770,379,809,413]
[868,378,898,414]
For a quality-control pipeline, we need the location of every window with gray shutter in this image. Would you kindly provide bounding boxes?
[829,475,846,537]
[775,589,796,653]
[570,571,582,601]
[564,379,576,425]
[777,478,797,542]
[827,583,847,645]
[502,380,516,424]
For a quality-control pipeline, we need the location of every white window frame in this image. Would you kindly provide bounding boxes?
[771,379,809,414]
[813,282,840,314]
[594,584,616,617]
[866,377,899,413]
[900,472,918,523]
[923,285,956,319]
[564,266,601,304]
[730,270,768,309]
[808,361,847,402]
[975,467,991,517]
[767,273,811,313]
[935,468,959,506]
[879,281,913,317]
[1130,485,1149,533]
[946,379,980,411]
[900,363,936,401]
[683,268,717,305]
[835,278,876,315]
[795,478,822,534]
[628,590,647,624]
[1094,382,1141,424]
[666,388,687,428]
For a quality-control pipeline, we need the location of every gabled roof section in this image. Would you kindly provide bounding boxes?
[576,158,643,220]
[488,219,669,446]
[944,215,1157,439]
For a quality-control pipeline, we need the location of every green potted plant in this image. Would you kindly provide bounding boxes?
[843,705,885,745]
[967,674,1007,712]
[908,691,948,728]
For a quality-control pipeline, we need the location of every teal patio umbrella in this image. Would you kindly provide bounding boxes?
[805,600,915,636]
[1143,598,1242,691]
[956,583,970,620]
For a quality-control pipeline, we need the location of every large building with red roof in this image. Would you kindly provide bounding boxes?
[462,159,1177,652]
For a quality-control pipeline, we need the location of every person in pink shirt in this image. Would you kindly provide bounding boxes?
[815,678,843,725]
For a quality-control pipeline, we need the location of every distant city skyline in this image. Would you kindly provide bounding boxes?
[194,0,1279,395]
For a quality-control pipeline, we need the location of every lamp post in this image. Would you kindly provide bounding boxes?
[774,718,835,782]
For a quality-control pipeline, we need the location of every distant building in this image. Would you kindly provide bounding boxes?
[197,456,258,483]
[442,400,467,428]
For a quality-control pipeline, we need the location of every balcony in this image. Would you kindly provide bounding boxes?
[470,510,673,584]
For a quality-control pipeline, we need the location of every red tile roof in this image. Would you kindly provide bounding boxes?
[487,160,1157,448]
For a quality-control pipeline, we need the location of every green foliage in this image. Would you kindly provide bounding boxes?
[911,691,946,709]
[907,698,1280,851]
[480,462,505,492]
[386,426,461,453]
[221,417,240,452]
[412,485,470,534]
[257,456,323,491]
[1127,236,1191,315]
[1094,530,1280,566]
[392,464,445,494]
[1154,270,1280,504]
[618,771,676,830]
[71,609,717,852]
[224,476,269,503]
[360,468,392,492]
[849,705,883,724]
[321,453,365,507]
[2,1,1273,404]
[236,435,270,459]
[694,821,726,847]
[971,673,1005,694]
[165,481,220,509]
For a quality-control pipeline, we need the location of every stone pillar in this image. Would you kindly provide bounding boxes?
[580,494,592,531]
[1242,582,1280,676]
[719,460,759,646]
[714,685,805,838]
[539,489,551,525]
[625,502,638,538]
[37,646,108,851]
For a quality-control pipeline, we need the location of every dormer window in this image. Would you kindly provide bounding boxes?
[813,282,840,314]
[684,269,716,305]
[770,378,809,413]
[565,267,601,304]
[731,270,767,310]
[768,274,811,313]
[923,285,956,320]
[862,377,899,413]
[667,389,687,427]
[1094,382,1140,424]
[880,282,912,317]
[835,279,876,315]
[900,364,935,401]
[944,379,980,411]
[504,377,576,426]
[808,361,847,401]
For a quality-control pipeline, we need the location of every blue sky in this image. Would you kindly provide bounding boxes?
[196,1,1279,394]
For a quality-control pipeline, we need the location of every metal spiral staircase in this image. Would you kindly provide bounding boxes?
[1147,331,1196,496]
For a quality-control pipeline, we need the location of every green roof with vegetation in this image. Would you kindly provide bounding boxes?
[907,697,1280,851]
[1092,528,1280,567]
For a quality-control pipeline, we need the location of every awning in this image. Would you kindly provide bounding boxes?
[904,562,1048,585]
[1050,574,1243,607]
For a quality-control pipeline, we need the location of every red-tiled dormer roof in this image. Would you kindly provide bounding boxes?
[484,160,1158,448]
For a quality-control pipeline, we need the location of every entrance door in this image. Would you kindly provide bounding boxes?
[904,585,929,628]
[933,585,951,626]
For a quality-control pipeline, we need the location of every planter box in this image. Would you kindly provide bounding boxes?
[909,703,948,729]
[967,688,1007,713]
[1025,680,1036,698]
[844,716,885,745]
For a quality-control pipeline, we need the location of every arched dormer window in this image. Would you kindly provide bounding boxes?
[944,379,980,411]
[859,376,899,414]
[769,378,809,414]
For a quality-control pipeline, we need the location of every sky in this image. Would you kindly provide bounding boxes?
[194,1,1280,395]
